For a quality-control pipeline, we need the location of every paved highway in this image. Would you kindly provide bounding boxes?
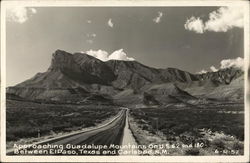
[7,109,127,155]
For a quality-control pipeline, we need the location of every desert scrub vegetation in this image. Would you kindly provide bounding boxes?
[129,104,244,155]
[6,100,120,142]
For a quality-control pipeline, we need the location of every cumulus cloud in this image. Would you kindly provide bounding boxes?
[205,6,244,32]
[87,33,97,38]
[86,40,94,44]
[220,57,244,70]
[85,50,109,61]
[198,57,244,74]
[210,66,218,72]
[153,12,163,24]
[197,69,207,74]
[184,17,204,34]
[84,49,135,61]
[109,49,135,61]
[86,33,97,44]
[184,6,244,33]
[108,18,114,28]
[6,6,37,24]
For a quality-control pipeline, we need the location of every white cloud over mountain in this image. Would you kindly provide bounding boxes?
[185,6,244,33]
[84,49,135,61]
[85,50,109,61]
[7,6,37,24]
[197,69,207,74]
[197,57,244,74]
[210,66,218,72]
[109,49,135,61]
[220,57,244,70]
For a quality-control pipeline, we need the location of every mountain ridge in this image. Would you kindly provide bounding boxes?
[7,49,244,105]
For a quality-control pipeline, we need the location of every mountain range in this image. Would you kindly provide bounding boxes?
[7,49,244,106]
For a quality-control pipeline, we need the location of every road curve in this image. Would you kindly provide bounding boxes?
[7,109,127,155]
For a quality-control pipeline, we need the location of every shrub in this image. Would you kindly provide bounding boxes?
[211,139,225,151]
[6,134,18,141]
[142,125,148,130]
[185,148,200,155]
[232,141,244,150]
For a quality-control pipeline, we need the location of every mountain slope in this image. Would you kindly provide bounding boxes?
[73,52,115,84]
[106,60,200,90]
[180,67,244,101]
[7,50,116,102]
[142,83,197,105]
[7,49,244,104]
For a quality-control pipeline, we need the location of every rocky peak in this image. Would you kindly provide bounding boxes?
[73,52,116,83]
[52,49,73,61]
[49,49,75,71]
[197,67,243,85]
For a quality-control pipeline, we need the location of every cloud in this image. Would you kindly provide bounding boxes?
[84,49,135,61]
[197,69,207,74]
[198,57,244,74]
[153,12,163,23]
[184,16,204,34]
[86,40,94,44]
[220,57,244,70]
[87,20,92,24]
[6,6,37,23]
[109,49,135,61]
[204,6,244,32]
[184,6,244,33]
[108,18,114,28]
[86,33,97,44]
[210,66,218,72]
[85,50,109,61]
[30,8,37,14]
[87,33,97,38]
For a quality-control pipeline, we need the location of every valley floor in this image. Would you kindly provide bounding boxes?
[6,99,244,156]
[6,99,121,150]
[128,103,244,155]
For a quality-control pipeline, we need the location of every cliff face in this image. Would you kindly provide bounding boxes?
[196,67,243,85]
[73,52,116,84]
[7,49,244,103]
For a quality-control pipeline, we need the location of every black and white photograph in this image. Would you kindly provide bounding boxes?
[1,0,249,162]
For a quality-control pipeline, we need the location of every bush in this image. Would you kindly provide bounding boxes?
[6,100,119,141]
[6,134,18,141]
[185,148,200,155]
[142,125,148,130]
[232,141,244,150]
[83,121,95,127]
[211,139,225,151]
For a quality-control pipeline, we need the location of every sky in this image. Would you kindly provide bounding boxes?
[6,6,244,86]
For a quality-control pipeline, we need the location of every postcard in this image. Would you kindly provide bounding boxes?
[1,0,249,162]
